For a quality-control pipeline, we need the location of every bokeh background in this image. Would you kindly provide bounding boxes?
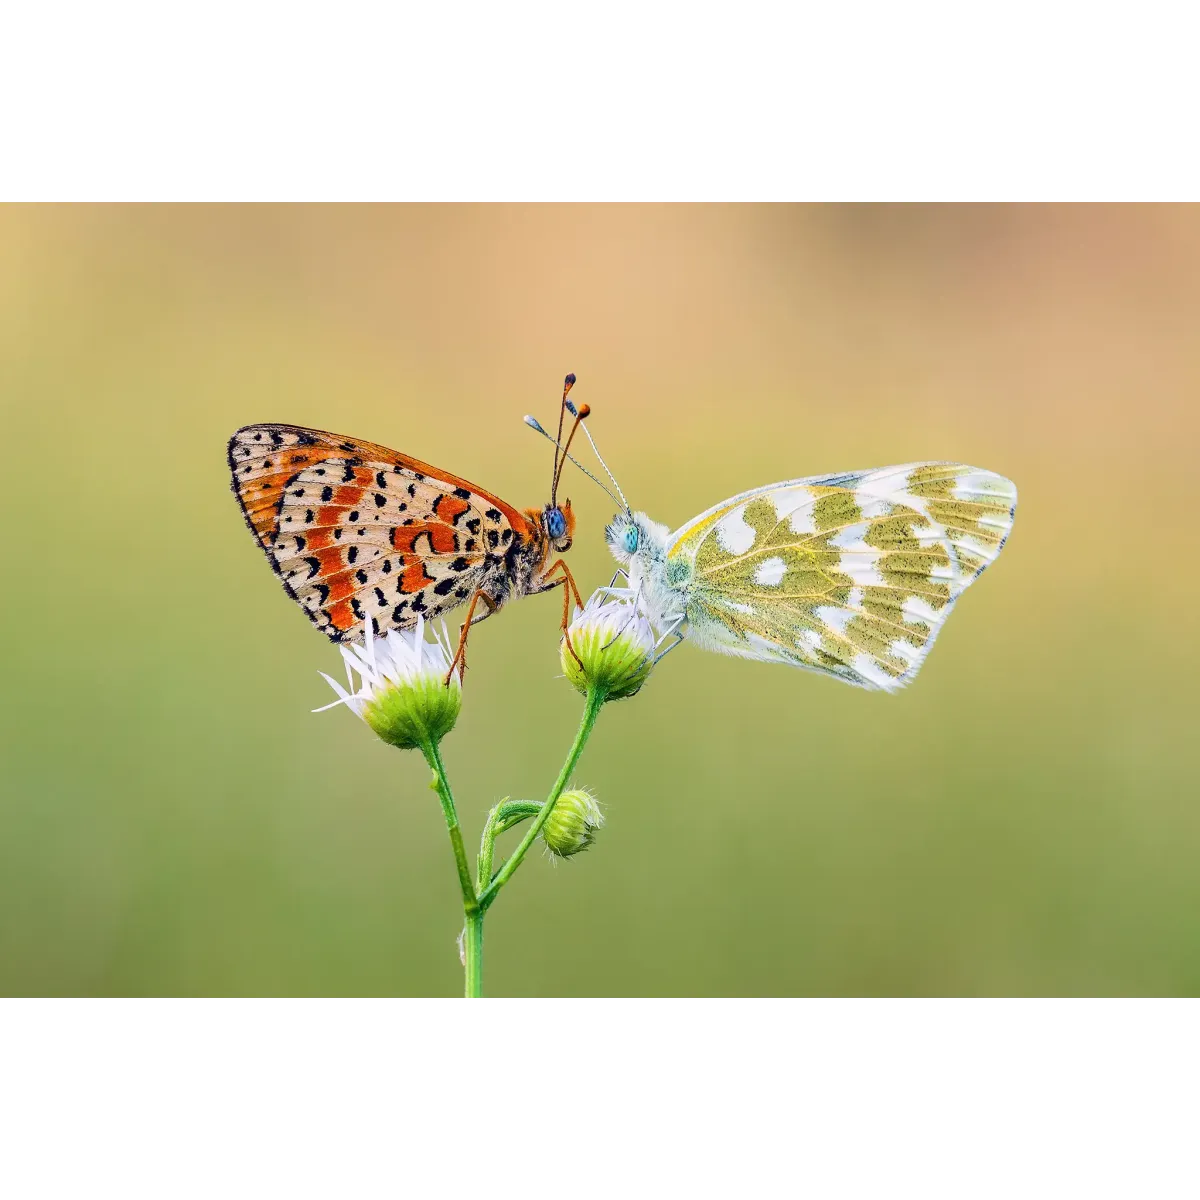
[2,205,1197,996]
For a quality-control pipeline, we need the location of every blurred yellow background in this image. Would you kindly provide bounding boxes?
[1,204,1197,996]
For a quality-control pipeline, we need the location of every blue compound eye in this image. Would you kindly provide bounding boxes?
[546,507,567,539]
[623,525,639,554]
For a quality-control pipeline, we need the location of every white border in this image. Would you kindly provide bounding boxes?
[1,1000,1195,1197]
[2,3,1198,198]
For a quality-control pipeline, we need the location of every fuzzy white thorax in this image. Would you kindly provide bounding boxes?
[603,510,681,634]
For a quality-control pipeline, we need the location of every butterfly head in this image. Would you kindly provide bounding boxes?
[606,516,640,560]
[605,512,665,569]
[542,499,575,553]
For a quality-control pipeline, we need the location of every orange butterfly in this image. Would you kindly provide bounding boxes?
[228,375,588,679]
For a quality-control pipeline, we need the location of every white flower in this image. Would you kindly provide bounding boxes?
[561,591,657,701]
[315,615,462,749]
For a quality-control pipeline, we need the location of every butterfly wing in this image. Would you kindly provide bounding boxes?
[665,463,1017,691]
[229,424,536,642]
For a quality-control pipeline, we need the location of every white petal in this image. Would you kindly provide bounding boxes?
[365,614,378,677]
[313,671,363,715]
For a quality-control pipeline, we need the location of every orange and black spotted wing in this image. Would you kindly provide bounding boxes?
[228,424,537,642]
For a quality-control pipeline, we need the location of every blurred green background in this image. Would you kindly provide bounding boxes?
[1,204,1197,996]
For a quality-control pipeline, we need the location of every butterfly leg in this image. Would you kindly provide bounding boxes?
[653,614,686,663]
[541,558,585,612]
[444,589,499,685]
[601,581,645,650]
[654,632,685,663]
[538,558,585,669]
[574,571,629,605]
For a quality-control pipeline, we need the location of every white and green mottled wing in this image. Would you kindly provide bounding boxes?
[665,463,1017,691]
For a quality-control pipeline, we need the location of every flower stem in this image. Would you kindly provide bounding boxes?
[463,910,483,998]
[422,739,480,986]
[479,686,605,911]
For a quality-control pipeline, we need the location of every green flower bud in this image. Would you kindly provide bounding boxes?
[542,788,604,859]
[561,594,656,701]
[363,673,461,750]
[315,615,462,750]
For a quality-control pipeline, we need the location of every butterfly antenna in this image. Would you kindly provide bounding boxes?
[565,399,631,516]
[551,397,589,506]
[551,372,575,500]
[523,415,627,512]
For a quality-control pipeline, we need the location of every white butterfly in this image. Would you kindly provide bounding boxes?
[600,463,1017,692]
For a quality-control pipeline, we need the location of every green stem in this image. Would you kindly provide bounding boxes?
[460,806,504,1000]
[422,740,482,997]
[494,800,543,835]
[463,910,483,998]
[479,687,605,911]
[422,742,478,913]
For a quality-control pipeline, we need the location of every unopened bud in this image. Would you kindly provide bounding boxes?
[542,788,604,859]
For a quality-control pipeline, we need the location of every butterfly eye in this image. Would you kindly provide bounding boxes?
[545,507,567,540]
[623,525,639,554]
